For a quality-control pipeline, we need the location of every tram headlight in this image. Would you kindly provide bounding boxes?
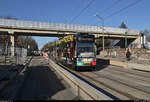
[77,61,84,66]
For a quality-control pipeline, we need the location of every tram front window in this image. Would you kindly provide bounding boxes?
[77,42,95,57]
[78,47,93,53]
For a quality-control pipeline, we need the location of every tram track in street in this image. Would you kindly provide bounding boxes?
[109,65,150,79]
[100,66,150,83]
[52,56,150,100]
[56,62,140,100]
[92,71,150,95]
[97,58,150,79]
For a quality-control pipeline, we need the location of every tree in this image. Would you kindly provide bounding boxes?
[17,36,39,51]
[41,42,51,51]
[142,29,150,42]
[142,29,149,36]
[120,21,127,29]
[0,16,39,53]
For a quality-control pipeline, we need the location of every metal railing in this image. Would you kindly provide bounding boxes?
[0,19,140,35]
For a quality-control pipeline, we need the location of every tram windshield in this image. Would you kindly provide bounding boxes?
[77,42,95,57]
[78,47,93,53]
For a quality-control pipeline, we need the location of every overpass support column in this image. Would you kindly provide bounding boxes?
[10,35,15,57]
[9,31,17,57]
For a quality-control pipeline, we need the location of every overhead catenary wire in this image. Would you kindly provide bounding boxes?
[99,0,122,15]
[104,0,142,20]
[93,0,122,25]
[70,0,95,23]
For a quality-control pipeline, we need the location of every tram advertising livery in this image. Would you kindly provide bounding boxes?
[49,33,96,71]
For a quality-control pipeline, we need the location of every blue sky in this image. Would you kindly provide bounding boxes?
[0,0,149,49]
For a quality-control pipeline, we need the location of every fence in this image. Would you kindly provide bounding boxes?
[0,44,27,65]
[15,47,27,65]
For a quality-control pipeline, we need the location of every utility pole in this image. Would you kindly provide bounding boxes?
[94,13,105,51]
[125,32,127,49]
[55,40,57,60]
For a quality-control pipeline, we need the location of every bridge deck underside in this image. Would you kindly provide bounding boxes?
[0,18,140,37]
[0,27,139,39]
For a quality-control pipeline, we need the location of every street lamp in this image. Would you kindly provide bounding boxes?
[94,13,105,51]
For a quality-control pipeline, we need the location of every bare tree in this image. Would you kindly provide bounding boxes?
[142,29,150,41]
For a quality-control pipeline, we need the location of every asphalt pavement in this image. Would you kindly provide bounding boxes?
[0,56,76,100]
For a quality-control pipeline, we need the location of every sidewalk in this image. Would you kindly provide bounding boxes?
[96,55,150,72]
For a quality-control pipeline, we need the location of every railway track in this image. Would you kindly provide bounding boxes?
[92,71,150,94]
[100,66,150,84]
[78,72,138,99]
[56,63,138,99]
[97,59,150,85]
[107,65,150,79]
[55,60,150,100]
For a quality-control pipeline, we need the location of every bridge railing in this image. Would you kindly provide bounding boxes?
[0,18,140,35]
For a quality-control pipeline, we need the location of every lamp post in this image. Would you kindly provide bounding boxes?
[94,13,105,51]
[125,31,127,49]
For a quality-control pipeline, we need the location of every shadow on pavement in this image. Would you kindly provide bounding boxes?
[14,65,68,100]
[94,58,110,71]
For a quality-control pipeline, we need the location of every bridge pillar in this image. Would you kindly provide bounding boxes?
[9,31,17,57]
[10,35,15,57]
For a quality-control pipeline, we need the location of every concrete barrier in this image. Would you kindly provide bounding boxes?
[49,59,112,100]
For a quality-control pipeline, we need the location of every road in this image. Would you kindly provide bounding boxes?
[58,58,150,100]
[0,56,76,100]
[1,56,150,100]
[79,60,150,99]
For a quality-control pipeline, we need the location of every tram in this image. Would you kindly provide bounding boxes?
[49,33,96,70]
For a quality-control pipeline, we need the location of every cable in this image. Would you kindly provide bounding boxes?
[93,0,122,26]
[104,0,142,20]
[70,0,95,23]
[100,0,122,15]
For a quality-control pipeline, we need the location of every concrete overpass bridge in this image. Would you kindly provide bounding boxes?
[0,19,142,56]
